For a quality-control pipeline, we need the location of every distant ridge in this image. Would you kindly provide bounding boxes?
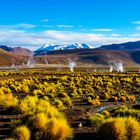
[100,40,140,50]
[0,48,27,66]
[34,43,93,56]
[0,40,140,66]
[35,49,136,66]
[33,40,140,66]
[0,45,32,56]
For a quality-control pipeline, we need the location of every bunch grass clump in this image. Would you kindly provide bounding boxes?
[14,125,30,140]
[89,113,105,126]
[33,112,48,129]
[114,105,140,120]
[12,96,73,140]
[47,118,73,140]
[125,117,140,140]
[0,92,18,109]
[98,117,140,140]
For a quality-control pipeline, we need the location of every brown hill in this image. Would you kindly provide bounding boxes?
[11,47,33,56]
[34,49,139,66]
[0,45,32,56]
[0,49,28,66]
[0,48,139,67]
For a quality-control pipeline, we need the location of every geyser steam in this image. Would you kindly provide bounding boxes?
[68,60,76,72]
[27,57,35,67]
[109,65,113,72]
[115,62,124,72]
[109,61,125,72]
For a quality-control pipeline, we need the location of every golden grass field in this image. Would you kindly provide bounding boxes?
[0,68,140,139]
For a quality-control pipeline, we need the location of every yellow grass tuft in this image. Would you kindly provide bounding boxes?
[98,117,140,140]
[48,118,73,140]
[125,117,140,140]
[14,125,30,140]
[0,93,18,108]
[34,113,48,129]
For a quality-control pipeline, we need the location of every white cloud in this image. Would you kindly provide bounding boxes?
[0,23,36,29]
[132,21,140,24]
[110,34,122,37]
[136,26,140,30]
[41,19,49,22]
[0,29,140,50]
[130,34,140,37]
[56,25,74,28]
[17,23,36,28]
[132,21,140,30]
[91,28,113,32]
[42,24,74,29]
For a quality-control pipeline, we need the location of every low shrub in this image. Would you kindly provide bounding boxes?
[88,113,105,126]
[126,117,140,140]
[0,93,19,109]
[11,96,73,140]
[14,125,30,140]
[46,118,73,140]
[33,113,48,129]
[101,110,110,117]
[98,117,140,140]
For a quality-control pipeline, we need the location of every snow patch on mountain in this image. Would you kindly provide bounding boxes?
[36,43,93,52]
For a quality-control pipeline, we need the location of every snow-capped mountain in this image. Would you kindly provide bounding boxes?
[35,43,93,52]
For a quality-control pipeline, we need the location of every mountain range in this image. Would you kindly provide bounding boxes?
[34,43,93,56]
[100,41,140,50]
[0,41,140,66]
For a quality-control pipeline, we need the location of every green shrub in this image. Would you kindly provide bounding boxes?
[88,113,105,126]
[114,106,140,120]
[53,99,65,109]
[101,110,110,117]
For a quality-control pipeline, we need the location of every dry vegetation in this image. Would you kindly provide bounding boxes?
[0,69,140,139]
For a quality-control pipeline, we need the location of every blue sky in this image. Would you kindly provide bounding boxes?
[0,0,140,50]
